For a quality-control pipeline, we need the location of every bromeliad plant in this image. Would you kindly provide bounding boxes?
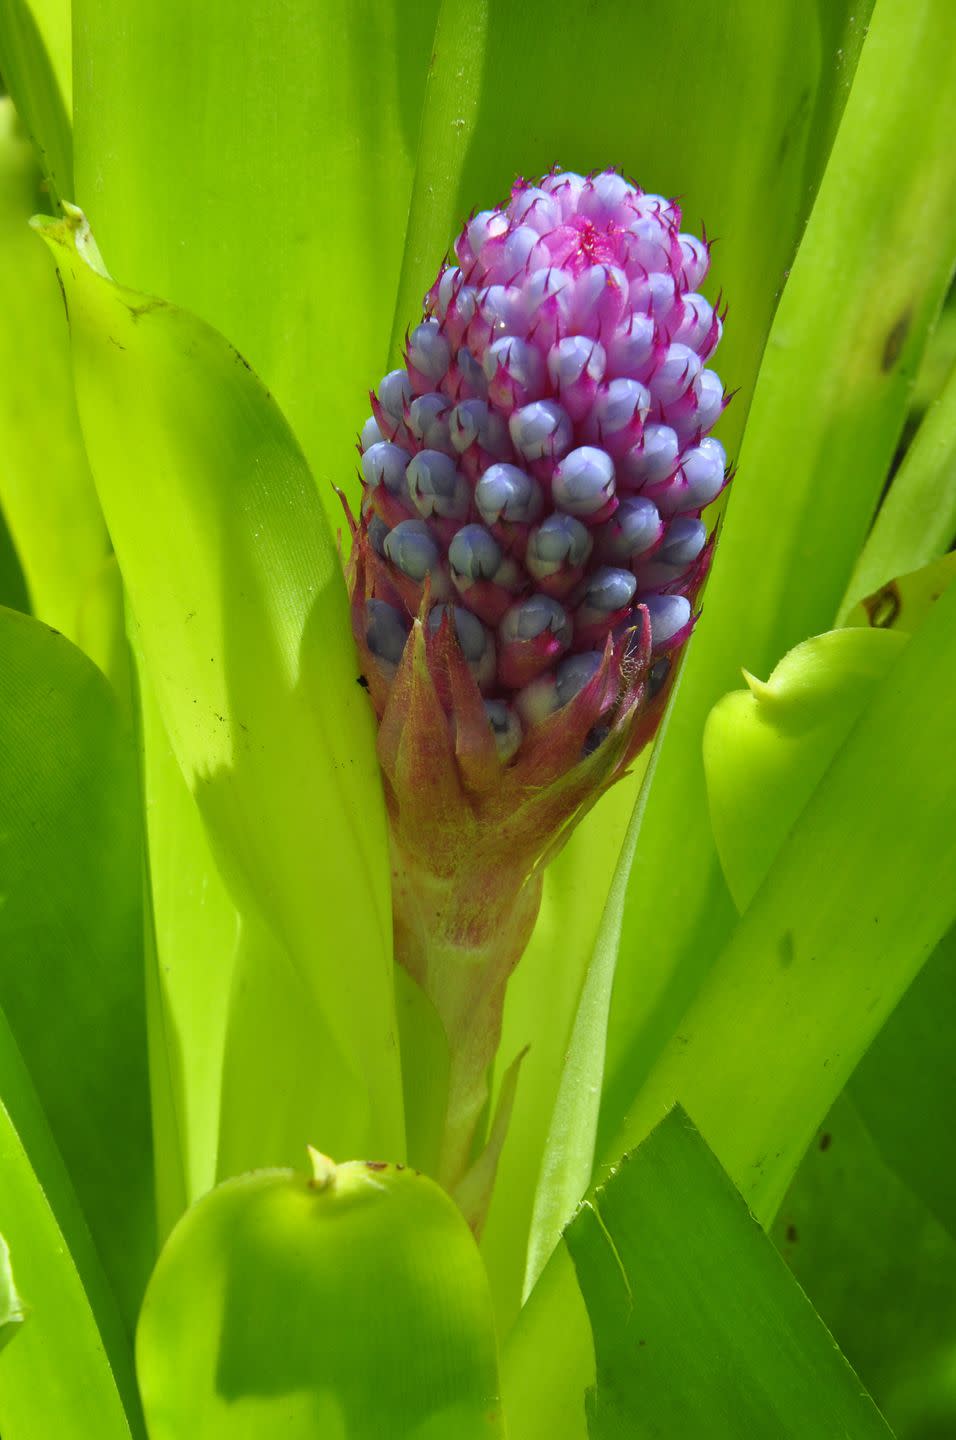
[1,2,956,1438]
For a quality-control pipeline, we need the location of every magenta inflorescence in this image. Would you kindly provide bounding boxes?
[355,167,730,761]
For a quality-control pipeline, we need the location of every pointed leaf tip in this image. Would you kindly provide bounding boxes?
[30,202,111,278]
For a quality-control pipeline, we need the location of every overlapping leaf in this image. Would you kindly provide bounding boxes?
[568,1110,892,1438]
[36,206,404,1163]
[137,1155,504,1439]
[0,605,153,1327]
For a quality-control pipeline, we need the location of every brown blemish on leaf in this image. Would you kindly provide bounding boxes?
[54,268,69,324]
[365,1160,389,1171]
[881,307,912,372]
[819,1132,832,1152]
[778,931,795,969]
[786,1223,798,1244]
[127,298,166,321]
[863,581,901,629]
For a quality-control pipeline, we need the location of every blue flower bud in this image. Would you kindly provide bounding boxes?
[361,440,410,494]
[501,594,571,645]
[599,496,662,561]
[484,699,523,761]
[581,566,637,614]
[509,399,573,460]
[378,368,413,420]
[407,451,469,520]
[552,446,615,517]
[449,524,502,581]
[475,463,542,524]
[643,593,691,647]
[555,650,602,705]
[408,319,451,381]
[526,513,593,578]
[384,519,442,581]
[366,599,410,665]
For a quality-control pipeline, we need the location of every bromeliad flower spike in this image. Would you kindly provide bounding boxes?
[347,167,730,1216]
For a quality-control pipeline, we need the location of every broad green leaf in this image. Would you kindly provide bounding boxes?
[0,0,71,203]
[841,352,956,617]
[72,0,440,526]
[600,0,956,1158]
[137,1154,504,1439]
[500,1244,593,1440]
[523,714,673,1298]
[774,1093,956,1440]
[0,982,141,1436]
[567,1109,892,1438]
[36,206,403,1162]
[0,1086,138,1439]
[703,628,907,912]
[849,923,956,1244]
[482,767,642,1329]
[0,1234,25,1353]
[602,577,956,1225]
[0,605,153,1327]
[136,649,238,1236]
[0,98,107,642]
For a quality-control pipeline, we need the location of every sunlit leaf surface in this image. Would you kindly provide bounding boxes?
[599,0,956,1162]
[603,578,956,1223]
[0,100,107,642]
[704,627,906,912]
[0,1234,25,1353]
[0,0,71,203]
[72,0,441,526]
[36,206,403,1163]
[568,1109,892,1437]
[137,1156,504,1439]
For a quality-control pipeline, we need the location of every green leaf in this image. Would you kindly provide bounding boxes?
[849,923,956,1244]
[703,628,907,912]
[524,718,673,1297]
[0,99,108,642]
[482,767,643,1328]
[0,1234,25,1353]
[35,205,404,1163]
[567,1109,892,1438]
[0,970,142,1436]
[774,1092,956,1439]
[0,1085,139,1439]
[0,0,72,204]
[0,605,153,1328]
[602,575,956,1227]
[137,1154,504,1439]
[136,649,238,1236]
[72,0,440,527]
[840,352,956,618]
[600,0,956,1159]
